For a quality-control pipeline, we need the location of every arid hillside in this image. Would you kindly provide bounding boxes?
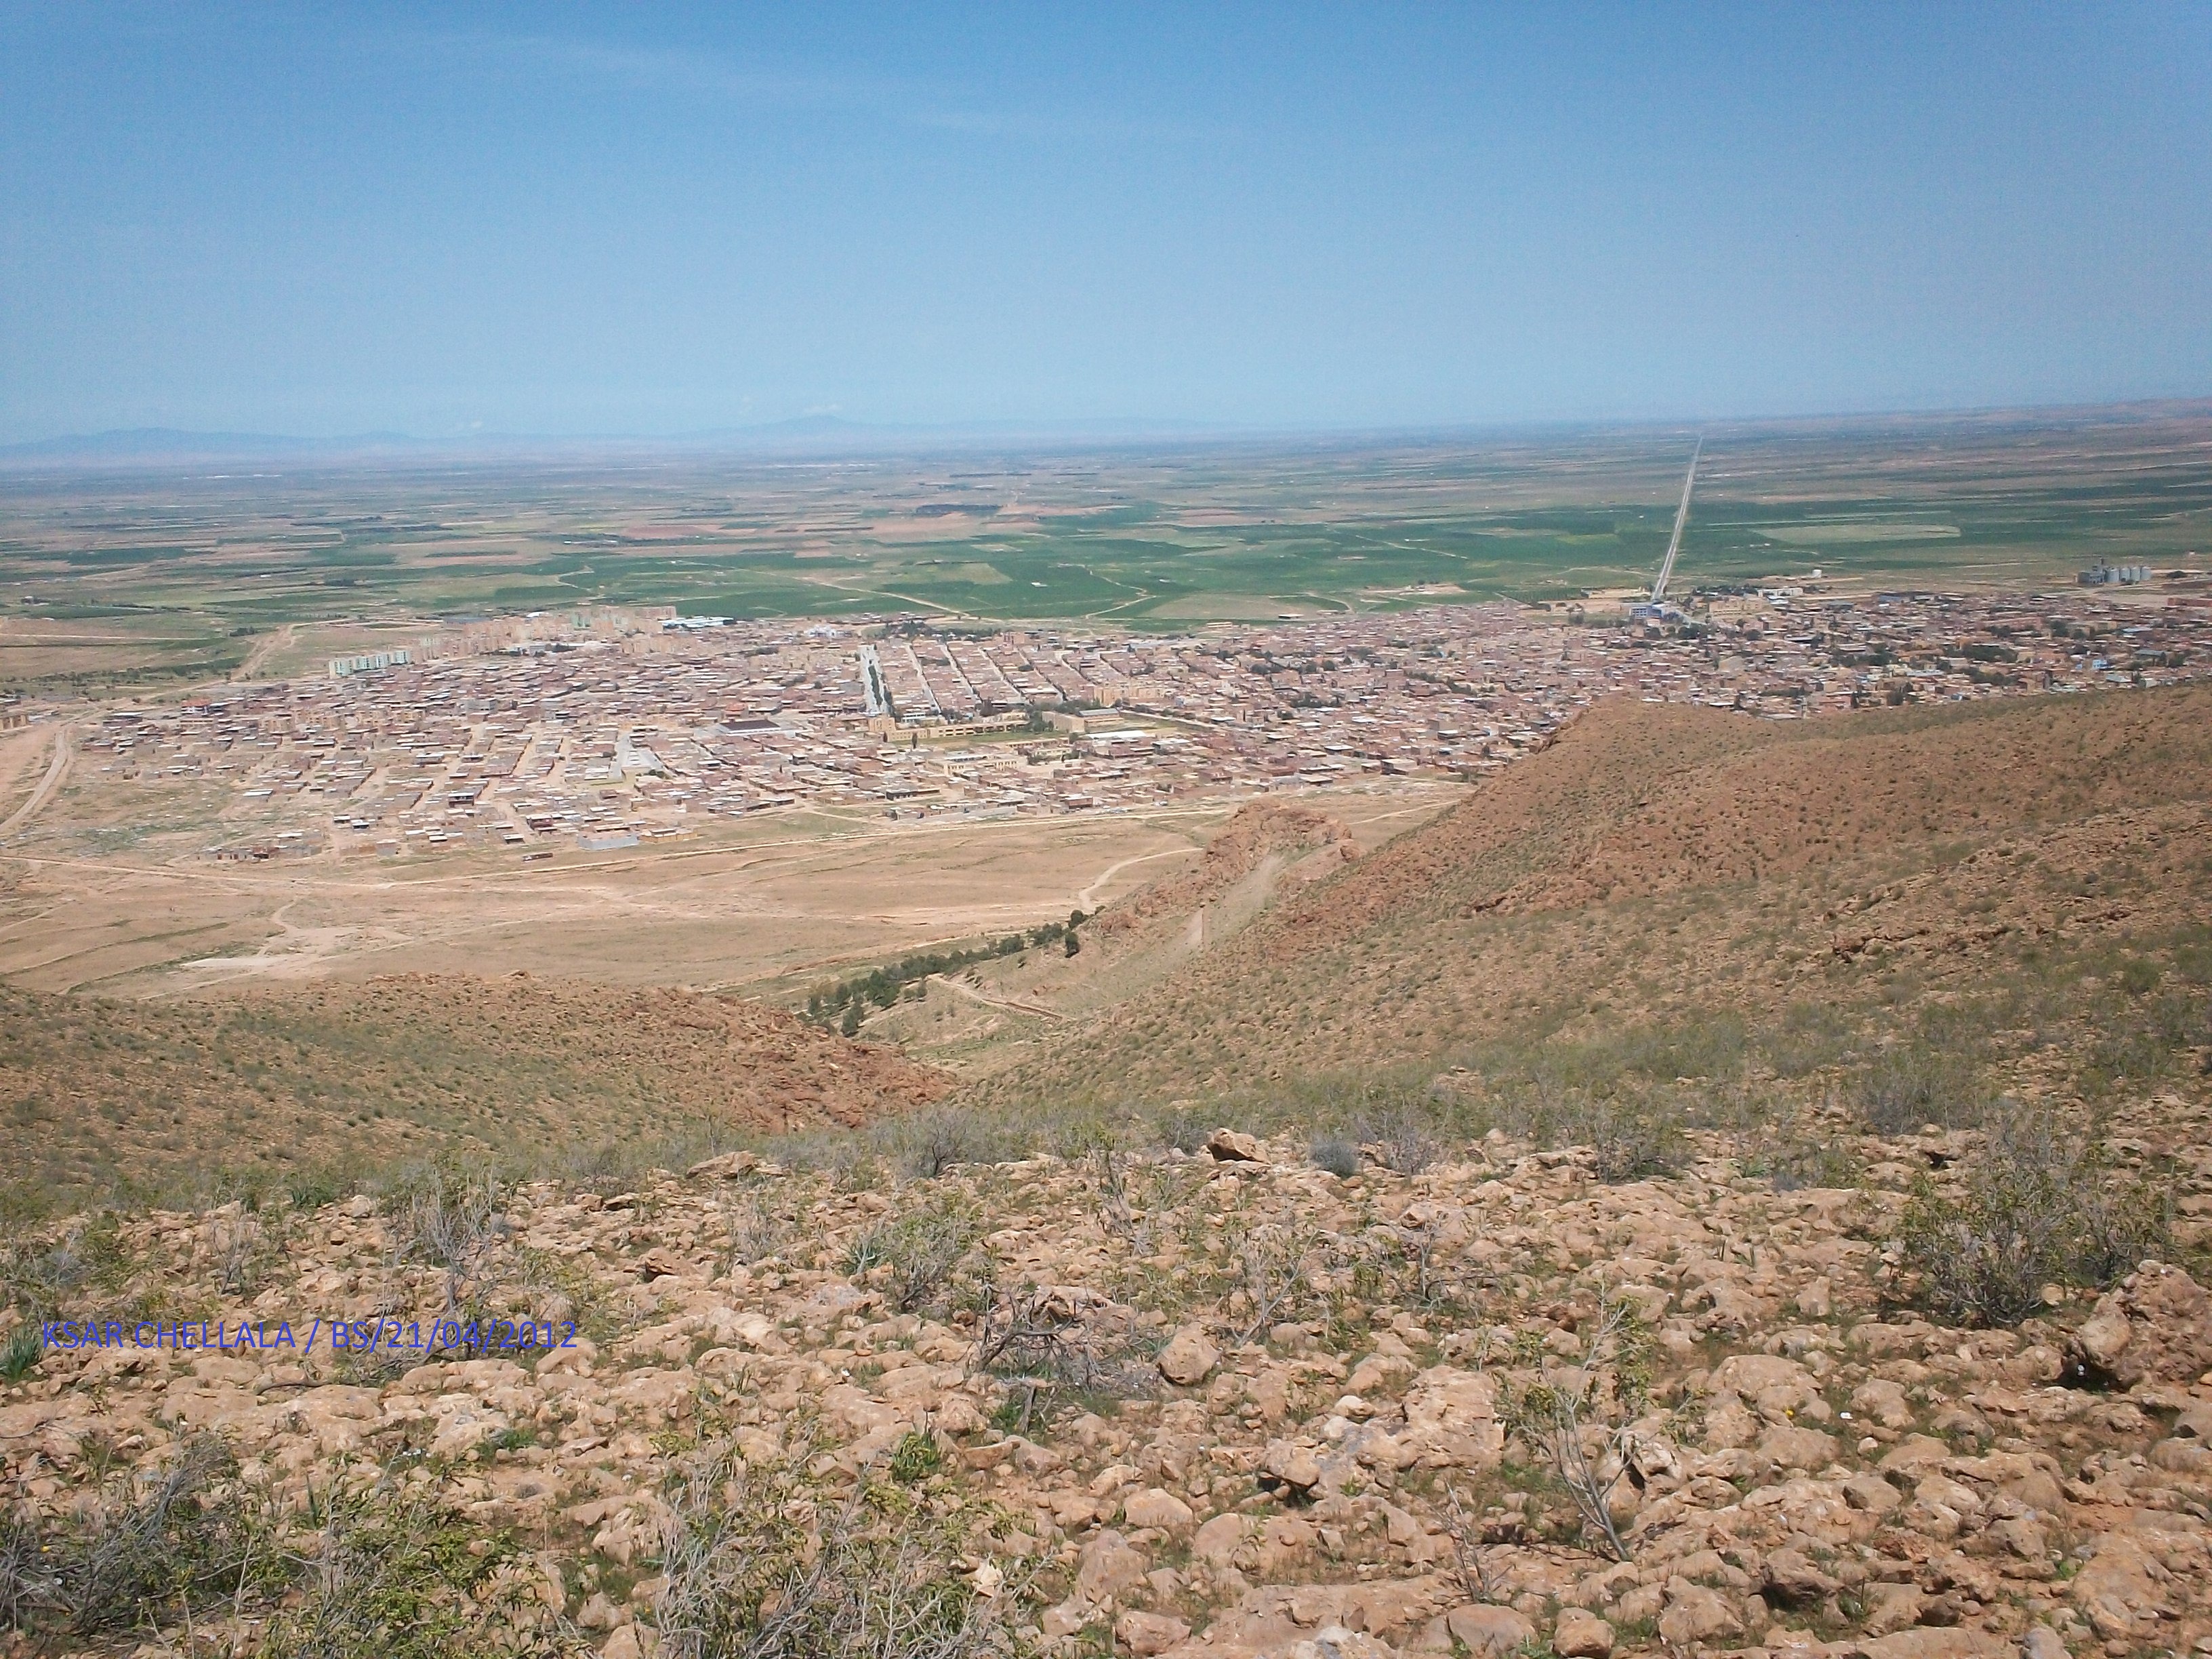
[0,972,951,1215]
[976,685,2212,1105]
[5,689,2212,1659]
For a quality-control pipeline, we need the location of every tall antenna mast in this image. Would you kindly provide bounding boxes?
[1649,438,1702,605]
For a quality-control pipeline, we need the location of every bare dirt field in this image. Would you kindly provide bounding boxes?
[0,783,1456,1000]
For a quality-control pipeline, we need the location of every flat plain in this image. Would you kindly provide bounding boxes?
[5,403,2209,698]
[0,781,1450,998]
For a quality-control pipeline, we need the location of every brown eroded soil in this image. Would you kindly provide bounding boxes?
[981,684,2212,1102]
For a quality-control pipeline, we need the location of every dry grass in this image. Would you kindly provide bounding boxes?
[655,1434,1036,1659]
[0,975,949,1218]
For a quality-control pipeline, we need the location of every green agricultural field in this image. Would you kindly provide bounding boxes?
[3,403,2208,695]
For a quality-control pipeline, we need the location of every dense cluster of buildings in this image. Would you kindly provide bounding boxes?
[64,581,2212,862]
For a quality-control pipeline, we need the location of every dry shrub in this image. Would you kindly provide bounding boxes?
[1354,1103,1441,1176]
[974,1282,1157,1434]
[1150,1103,1214,1154]
[386,1170,504,1277]
[1,1212,130,1322]
[721,1187,796,1271]
[1489,1083,1690,1183]
[1896,1106,2171,1326]
[880,1105,1032,1179]
[1852,1040,1994,1134]
[656,1435,1035,1659]
[1309,1136,1360,1178]
[1496,1295,1657,1563]
[846,1204,983,1315]
[0,1436,274,1638]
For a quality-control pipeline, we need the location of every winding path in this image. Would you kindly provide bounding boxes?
[1078,844,1196,912]
[0,724,69,840]
[928,972,1066,1022]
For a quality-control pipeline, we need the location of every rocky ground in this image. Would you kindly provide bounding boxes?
[5,1086,2211,1659]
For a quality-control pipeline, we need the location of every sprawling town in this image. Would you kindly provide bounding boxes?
[61,577,2212,862]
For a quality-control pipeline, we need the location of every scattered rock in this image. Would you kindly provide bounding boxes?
[2067,1263,2212,1385]
[1553,1606,1615,1658]
[1206,1128,1265,1163]
[1763,1547,1841,1605]
[1114,1610,1191,1656]
[1446,1603,1537,1656]
[1158,1325,1221,1386]
[1122,1487,1195,1532]
[1259,1438,1322,1498]
[1657,1580,1742,1646]
[1076,1529,1150,1608]
[9,1103,2212,1659]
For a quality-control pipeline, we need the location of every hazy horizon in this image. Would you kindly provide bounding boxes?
[5,4,2210,444]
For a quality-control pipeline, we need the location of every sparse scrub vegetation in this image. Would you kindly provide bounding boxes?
[0,1436,278,1640]
[1,1211,131,1323]
[1309,1136,1360,1178]
[1895,1104,2172,1326]
[1352,1097,1444,1175]
[1497,1296,1656,1563]
[882,1104,1033,1179]
[1746,1107,1864,1191]
[975,1279,1158,1433]
[848,1202,983,1314]
[720,1185,797,1271]
[1850,1040,1993,1134]
[656,1435,1035,1659]
[0,977,943,1216]
[259,1489,544,1659]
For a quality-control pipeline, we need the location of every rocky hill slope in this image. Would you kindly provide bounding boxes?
[5,685,2212,1658]
[972,685,2212,1107]
[3,1093,2209,1658]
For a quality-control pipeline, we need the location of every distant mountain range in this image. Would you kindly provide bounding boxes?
[0,415,1241,468]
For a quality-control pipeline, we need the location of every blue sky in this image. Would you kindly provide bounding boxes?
[3,3,2209,441]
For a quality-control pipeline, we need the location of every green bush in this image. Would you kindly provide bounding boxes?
[888,1429,943,1486]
